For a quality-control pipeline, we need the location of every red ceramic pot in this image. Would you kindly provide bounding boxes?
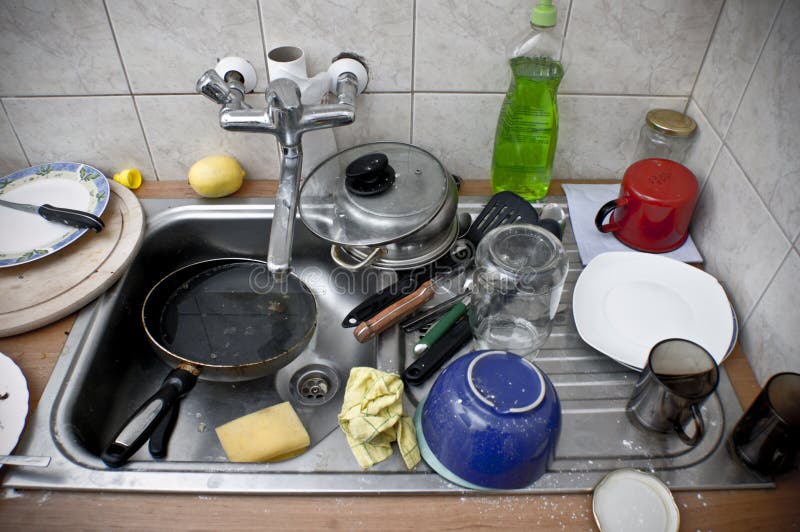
[595,158,698,253]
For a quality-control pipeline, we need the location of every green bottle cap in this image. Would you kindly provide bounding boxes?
[531,0,557,27]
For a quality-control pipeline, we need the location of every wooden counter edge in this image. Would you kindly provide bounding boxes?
[1,180,797,531]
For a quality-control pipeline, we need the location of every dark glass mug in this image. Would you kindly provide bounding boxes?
[627,339,719,446]
[730,372,800,476]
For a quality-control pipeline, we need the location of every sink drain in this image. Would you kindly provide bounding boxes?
[290,364,340,406]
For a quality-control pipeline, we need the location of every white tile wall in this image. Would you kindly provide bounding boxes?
[3,96,155,179]
[260,0,414,92]
[553,95,686,180]
[561,0,722,95]
[333,94,413,148]
[136,94,279,180]
[739,249,800,383]
[414,0,569,92]
[690,0,800,382]
[413,93,503,180]
[107,0,269,93]
[0,0,727,181]
[0,0,128,96]
[683,100,722,191]
[0,105,28,176]
[692,0,781,136]
[725,0,800,241]
[691,147,790,320]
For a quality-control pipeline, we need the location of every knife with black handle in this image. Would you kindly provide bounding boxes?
[341,268,432,328]
[0,198,104,232]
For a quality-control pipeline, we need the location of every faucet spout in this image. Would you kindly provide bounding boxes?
[267,145,302,278]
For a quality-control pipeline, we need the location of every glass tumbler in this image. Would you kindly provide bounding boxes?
[469,224,568,357]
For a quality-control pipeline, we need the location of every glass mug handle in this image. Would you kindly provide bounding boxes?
[674,403,705,446]
[595,197,629,233]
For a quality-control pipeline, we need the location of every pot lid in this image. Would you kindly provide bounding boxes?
[298,142,450,247]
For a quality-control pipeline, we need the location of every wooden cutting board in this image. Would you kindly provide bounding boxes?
[0,181,144,337]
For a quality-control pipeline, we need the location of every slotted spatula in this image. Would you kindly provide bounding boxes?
[447,190,540,266]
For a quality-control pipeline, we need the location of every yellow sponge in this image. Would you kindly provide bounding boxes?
[215,402,310,462]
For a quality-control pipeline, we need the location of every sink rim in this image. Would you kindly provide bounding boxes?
[1,196,772,493]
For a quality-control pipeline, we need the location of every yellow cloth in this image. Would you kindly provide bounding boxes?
[337,367,420,470]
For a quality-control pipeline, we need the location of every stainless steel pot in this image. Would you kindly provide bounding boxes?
[299,142,460,271]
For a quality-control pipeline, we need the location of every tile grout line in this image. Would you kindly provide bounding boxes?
[725,144,794,244]
[559,0,575,60]
[689,99,724,198]
[0,91,694,99]
[696,143,792,330]
[102,0,159,181]
[728,145,794,326]
[691,116,724,261]
[0,99,32,167]
[256,0,271,84]
[256,0,281,163]
[739,244,793,330]
[685,0,727,114]
[720,0,784,142]
[409,0,417,144]
[709,0,786,241]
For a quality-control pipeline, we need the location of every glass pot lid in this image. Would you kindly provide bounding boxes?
[298,142,451,247]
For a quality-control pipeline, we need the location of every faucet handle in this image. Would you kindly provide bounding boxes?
[196,70,231,104]
[266,78,302,111]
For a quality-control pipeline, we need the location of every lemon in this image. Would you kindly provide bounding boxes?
[188,155,245,198]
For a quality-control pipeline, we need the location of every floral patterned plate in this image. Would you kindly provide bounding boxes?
[0,163,110,268]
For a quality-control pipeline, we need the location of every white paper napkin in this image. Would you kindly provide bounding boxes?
[563,183,703,266]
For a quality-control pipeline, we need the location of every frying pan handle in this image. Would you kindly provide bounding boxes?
[101,366,199,468]
[148,399,181,459]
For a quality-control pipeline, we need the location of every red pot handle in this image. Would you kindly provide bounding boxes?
[595,197,628,233]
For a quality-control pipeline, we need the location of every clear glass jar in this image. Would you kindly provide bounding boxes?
[469,224,568,357]
[633,109,697,163]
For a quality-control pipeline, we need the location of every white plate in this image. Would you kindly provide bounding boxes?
[573,252,734,370]
[0,162,110,268]
[593,469,679,532]
[0,352,29,464]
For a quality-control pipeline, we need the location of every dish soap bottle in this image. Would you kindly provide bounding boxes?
[490,0,564,201]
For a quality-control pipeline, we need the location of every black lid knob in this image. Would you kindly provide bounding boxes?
[345,152,395,196]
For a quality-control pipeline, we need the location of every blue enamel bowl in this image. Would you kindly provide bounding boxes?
[417,350,561,489]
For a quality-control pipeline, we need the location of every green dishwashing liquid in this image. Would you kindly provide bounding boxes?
[491,56,563,201]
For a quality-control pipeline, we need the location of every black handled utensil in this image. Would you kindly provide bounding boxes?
[403,315,472,386]
[0,198,104,232]
[400,291,470,333]
[342,269,432,328]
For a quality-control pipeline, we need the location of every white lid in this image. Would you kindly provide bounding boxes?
[593,469,679,532]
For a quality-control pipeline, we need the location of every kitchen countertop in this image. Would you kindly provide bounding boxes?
[1,180,798,531]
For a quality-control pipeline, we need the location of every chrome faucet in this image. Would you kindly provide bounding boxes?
[196,55,368,278]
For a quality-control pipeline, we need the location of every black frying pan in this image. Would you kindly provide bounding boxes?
[100,258,317,467]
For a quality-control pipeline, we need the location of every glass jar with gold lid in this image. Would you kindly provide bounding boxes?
[633,109,697,163]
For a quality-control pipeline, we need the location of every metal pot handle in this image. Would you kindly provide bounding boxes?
[330,245,383,271]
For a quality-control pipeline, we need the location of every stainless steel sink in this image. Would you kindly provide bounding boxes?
[2,196,770,493]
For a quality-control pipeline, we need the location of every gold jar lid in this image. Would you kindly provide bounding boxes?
[645,109,697,137]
